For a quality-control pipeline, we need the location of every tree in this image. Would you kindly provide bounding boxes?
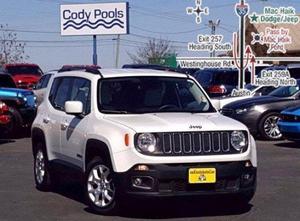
[0,24,28,65]
[128,38,176,64]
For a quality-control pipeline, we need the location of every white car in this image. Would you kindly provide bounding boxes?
[31,68,257,214]
[212,85,275,110]
[33,70,57,105]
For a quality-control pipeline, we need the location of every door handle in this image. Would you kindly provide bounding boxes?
[43,117,50,124]
[61,123,69,131]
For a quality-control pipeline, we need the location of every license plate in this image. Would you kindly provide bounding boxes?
[188,168,216,184]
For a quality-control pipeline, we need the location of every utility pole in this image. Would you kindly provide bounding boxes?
[115,35,121,68]
[208,19,220,57]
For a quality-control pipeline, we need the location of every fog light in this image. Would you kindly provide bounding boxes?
[132,176,154,190]
[245,161,252,168]
[243,174,251,180]
[134,165,149,171]
[133,178,142,186]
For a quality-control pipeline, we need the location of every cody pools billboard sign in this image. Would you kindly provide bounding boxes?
[60,2,129,36]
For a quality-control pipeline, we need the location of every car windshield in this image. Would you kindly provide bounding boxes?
[0,75,16,88]
[269,84,300,97]
[6,66,43,76]
[98,77,216,114]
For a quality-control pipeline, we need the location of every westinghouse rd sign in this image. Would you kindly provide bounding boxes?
[60,2,129,36]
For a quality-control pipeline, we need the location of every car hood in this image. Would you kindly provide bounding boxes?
[281,106,300,116]
[104,112,248,132]
[0,87,34,97]
[223,95,294,109]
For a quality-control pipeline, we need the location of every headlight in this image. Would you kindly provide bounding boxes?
[231,131,247,151]
[235,108,248,114]
[136,133,157,153]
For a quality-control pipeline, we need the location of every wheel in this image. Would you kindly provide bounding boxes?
[33,143,53,191]
[258,112,282,140]
[85,157,118,214]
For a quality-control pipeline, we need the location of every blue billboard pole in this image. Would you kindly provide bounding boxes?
[93,35,97,65]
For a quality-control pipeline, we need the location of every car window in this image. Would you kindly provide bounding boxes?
[51,78,73,111]
[6,66,43,76]
[255,86,275,95]
[194,71,213,87]
[99,77,215,114]
[69,78,91,115]
[288,68,300,79]
[0,75,16,88]
[41,74,52,88]
[35,75,45,89]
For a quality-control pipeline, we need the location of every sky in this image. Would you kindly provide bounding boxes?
[0,0,299,72]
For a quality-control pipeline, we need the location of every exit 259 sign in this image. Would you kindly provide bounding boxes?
[60,2,129,36]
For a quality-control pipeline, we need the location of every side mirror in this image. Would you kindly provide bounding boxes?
[32,84,37,90]
[65,101,83,115]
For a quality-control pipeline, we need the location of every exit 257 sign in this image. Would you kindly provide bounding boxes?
[60,2,129,36]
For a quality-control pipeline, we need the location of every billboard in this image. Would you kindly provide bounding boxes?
[60,2,129,36]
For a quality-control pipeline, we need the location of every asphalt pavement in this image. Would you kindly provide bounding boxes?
[0,138,299,221]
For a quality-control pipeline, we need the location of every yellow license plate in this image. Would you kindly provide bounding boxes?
[188,168,216,184]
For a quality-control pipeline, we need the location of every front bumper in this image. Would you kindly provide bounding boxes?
[278,121,300,140]
[19,107,36,125]
[116,161,256,197]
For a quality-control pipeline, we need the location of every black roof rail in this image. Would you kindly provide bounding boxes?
[58,66,103,78]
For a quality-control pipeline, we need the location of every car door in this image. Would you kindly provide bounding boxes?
[46,77,73,158]
[60,77,91,168]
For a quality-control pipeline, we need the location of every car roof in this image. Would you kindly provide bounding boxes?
[3,63,40,67]
[57,68,188,79]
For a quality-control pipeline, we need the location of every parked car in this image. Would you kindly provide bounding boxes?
[2,63,43,89]
[258,64,300,79]
[0,73,37,134]
[31,68,257,214]
[0,100,11,136]
[221,80,300,140]
[278,106,300,141]
[212,84,276,110]
[33,70,57,105]
[192,68,251,98]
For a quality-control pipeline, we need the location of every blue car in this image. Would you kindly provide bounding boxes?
[0,73,37,135]
[278,106,300,141]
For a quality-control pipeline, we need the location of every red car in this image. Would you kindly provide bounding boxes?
[2,64,43,89]
[0,101,11,133]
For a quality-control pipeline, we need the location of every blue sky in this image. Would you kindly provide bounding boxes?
[0,0,299,71]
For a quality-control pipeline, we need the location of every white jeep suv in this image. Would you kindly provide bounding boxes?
[31,68,257,214]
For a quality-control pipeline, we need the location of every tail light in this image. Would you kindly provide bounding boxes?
[208,85,227,94]
[0,102,9,114]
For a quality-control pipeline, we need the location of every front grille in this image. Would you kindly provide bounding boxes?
[157,131,244,156]
[220,108,234,116]
[25,95,37,107]
[281,114,300,122]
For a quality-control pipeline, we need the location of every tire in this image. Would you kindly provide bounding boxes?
[33,142,53,191]
[258,112,282,140]
[85,157,118,215]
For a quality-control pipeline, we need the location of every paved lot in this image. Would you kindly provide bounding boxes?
[0,138,300,221]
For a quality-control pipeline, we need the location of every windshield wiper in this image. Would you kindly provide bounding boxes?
[101,110,130,114]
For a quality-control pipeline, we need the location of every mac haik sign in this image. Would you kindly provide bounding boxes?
[60,2,129,36]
